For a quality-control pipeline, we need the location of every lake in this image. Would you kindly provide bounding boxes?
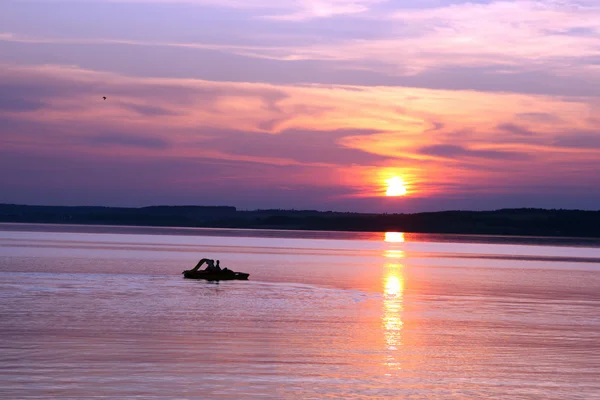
[1,223,599,399]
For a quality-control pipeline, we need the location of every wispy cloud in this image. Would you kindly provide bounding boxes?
[418,144,532,161]
[2,0,599,96]
[276,1,600,76]
[496,123,536,136]
[0,33,293,61]
[20,0,380,21]
[553,132,600,149]
[0,91,45,112]
[260,0,379,21]
[1,59,600,207]
[84,133,171,149]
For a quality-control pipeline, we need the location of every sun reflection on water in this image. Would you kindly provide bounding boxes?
[385,249,404,258]
[381,232,406,370]
[383,265,404,369]
[384,232,405,243]
[382,232,406,370]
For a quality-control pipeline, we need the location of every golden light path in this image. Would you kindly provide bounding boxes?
[382,232,406,370]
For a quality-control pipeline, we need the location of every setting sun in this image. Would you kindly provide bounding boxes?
[385,176,407,197]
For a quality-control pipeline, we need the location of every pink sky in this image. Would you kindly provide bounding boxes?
[1,0,600,212]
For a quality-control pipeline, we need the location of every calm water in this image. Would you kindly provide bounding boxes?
[1,223,599,399]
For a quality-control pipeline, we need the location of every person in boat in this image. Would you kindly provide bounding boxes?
[205,259,220,272]
[206,260,222,272]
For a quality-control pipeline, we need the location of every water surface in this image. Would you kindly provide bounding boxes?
[1,223,599,399]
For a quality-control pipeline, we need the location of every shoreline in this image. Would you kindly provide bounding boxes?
[2,203,600,239]
[3,204,600,237]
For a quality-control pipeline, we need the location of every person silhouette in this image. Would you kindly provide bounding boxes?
[204,259,214,271]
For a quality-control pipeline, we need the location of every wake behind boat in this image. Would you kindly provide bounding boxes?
[182,258,250,281]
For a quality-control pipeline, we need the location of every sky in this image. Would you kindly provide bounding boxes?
[1,0,600,212]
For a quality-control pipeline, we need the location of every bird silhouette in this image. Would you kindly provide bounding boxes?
[103,96,106,100]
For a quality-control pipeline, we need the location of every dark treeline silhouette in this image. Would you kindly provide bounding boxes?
[2,203,600,238]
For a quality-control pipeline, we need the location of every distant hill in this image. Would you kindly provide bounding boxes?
[1,203,600,238]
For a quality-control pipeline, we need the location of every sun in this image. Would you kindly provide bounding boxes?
[385,176,407,197]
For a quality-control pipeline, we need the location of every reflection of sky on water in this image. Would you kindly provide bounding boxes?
[2,226,600,398]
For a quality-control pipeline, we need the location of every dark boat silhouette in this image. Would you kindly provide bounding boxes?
[182,269,250,281]
[182,258,249,281]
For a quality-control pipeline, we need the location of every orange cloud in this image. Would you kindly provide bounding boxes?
[1,63,600,201]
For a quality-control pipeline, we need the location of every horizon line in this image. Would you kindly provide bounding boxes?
[2,203,599,215]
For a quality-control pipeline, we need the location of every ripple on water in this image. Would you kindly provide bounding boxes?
[1,227,600,399]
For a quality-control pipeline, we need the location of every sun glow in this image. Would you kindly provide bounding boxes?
[385,176,407,197]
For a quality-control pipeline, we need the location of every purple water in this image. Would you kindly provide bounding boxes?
[1,223,599,399]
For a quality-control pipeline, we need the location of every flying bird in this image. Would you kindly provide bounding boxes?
[103,96,106,100]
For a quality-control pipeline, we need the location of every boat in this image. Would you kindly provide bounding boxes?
[182,268,250,281]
